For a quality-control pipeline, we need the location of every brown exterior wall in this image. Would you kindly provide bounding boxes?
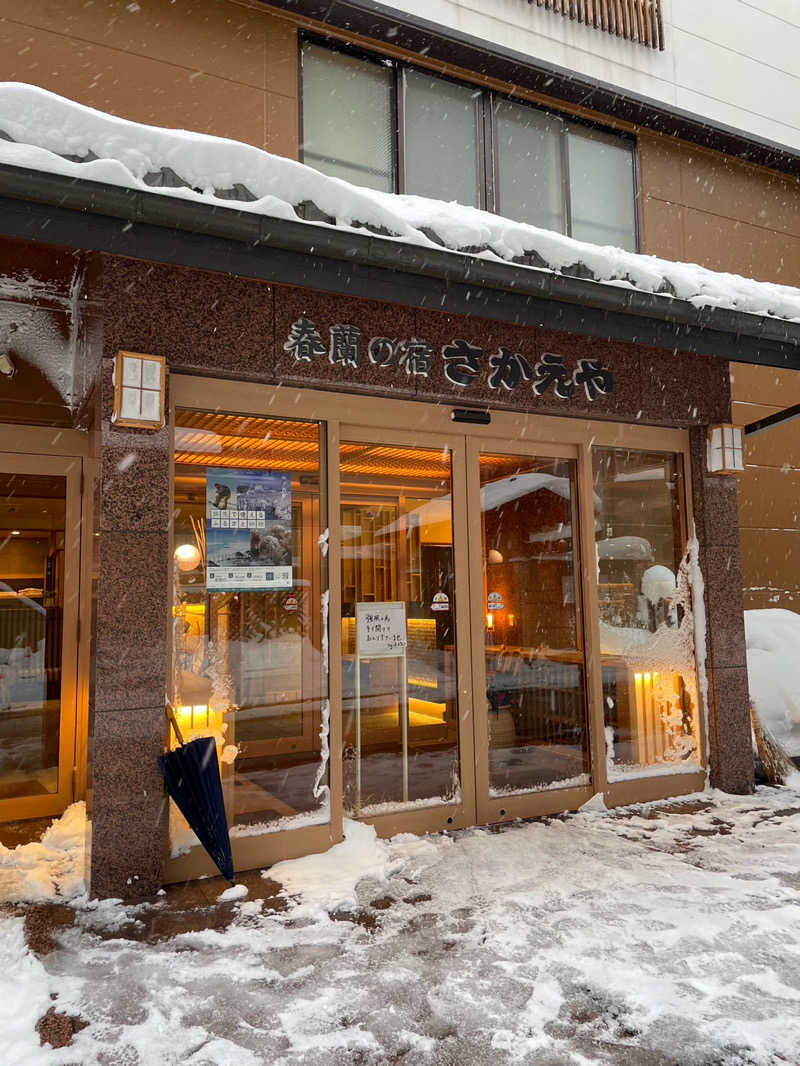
[638,135,800,615]
[0,0,299,158]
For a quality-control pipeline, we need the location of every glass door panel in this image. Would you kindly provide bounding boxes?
[477,451,591,799]
[339,440,460,816]
[173,411,327,835]
[592,448,701,777]
[0,471,66,802]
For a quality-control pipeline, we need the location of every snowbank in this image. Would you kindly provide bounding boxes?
[0,801,86,903]
[746,608,800,757]
[268,818,444,915]
[2,82,800,323]
[268,819,392,914]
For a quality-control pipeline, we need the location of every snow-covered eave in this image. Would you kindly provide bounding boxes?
[0,79,797,362]
[2,156,797,368]
[0,82,799,366]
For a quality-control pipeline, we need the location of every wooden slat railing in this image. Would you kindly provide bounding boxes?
[530,0,665,50]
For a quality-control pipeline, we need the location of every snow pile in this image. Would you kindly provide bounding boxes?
[268,819,394,913]
[0,801,86,903]
[2,82,800,322]
[747,608,800,757]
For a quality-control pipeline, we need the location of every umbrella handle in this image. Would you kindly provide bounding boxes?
[165,700,185,746]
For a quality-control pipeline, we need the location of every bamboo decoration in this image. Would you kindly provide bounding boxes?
[533,0,664,49]
[750,704,797,786]
[190,514,207,569]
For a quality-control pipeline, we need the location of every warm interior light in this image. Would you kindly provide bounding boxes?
[487,548,504,565]
[174,542,202,572]
[486,613,494,630]
[10,530,19,536]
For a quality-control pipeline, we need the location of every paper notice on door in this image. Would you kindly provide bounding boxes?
[356,601,407,658]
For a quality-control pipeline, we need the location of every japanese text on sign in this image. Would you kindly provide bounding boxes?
[356,601,408,659]
[283,319,613,400]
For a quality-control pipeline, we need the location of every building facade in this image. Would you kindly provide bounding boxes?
[0,0,798,897]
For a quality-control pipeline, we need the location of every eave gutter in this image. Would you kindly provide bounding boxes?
[0,162,799,368]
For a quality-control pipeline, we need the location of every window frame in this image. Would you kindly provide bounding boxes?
[298,32,641,251]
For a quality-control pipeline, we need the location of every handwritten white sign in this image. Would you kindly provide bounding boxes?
[356,601,407,659]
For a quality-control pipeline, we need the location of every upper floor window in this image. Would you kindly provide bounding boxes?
[300,40,639,252]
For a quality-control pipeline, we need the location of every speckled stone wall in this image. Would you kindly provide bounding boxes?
[88,252,749,897]
[100,255,733,428]
[689,428,754,795]
[89,353,171,900]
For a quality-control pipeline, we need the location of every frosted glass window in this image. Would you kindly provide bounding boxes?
[495,99,565,232]
[568,125,637,250]
[301,43,394,193]
[403,70,481,207]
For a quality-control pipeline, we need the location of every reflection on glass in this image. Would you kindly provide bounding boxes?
[404,69,481,206]
[568,125,637,251]
[172,412,328,844]
[495,99,565,232]
[0,473,65,799]
[340,442,459,814]
[594,449,701,775]
[480,454,590,795]
[301,42,394,193]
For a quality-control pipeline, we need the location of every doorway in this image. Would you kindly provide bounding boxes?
[339,426,594,831]
[0,452,83,823]
[168,376,707,877]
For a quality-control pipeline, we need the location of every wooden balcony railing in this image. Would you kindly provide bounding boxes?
[530,0,665,51]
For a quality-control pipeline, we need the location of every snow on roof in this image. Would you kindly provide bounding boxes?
[2,82,800,325]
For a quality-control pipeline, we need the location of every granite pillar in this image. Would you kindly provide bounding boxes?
[689,424,754,794]
[89,358,171,899]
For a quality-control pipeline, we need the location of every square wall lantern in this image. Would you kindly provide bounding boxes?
[707,423,744,475]
[112,351,165,429]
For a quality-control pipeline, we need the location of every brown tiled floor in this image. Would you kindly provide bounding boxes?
[0,816,53,848]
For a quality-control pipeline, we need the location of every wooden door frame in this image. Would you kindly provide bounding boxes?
[167,375,706,878]
[0,436,89,823]
[337,421,478,836]
[466,436,597,824]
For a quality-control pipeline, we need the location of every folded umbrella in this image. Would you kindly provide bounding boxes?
[159,704,234,883]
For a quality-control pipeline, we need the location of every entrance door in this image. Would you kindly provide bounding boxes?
[0,454,82,822]
[467,440,594,825]
[338,428,476,831]
[338,428,594,833]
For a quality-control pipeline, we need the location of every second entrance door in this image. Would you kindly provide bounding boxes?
[338,427,594,834]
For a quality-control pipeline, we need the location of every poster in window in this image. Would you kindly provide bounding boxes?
[205,467,292,590]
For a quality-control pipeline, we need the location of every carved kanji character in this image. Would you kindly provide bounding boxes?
[283,317,325,363]
[399,338,433,377]
[329,324,362,369]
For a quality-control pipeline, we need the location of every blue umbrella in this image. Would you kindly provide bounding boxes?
[159,705,234,883]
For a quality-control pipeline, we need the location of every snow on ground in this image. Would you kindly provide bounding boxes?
[0,802,87,903]
[3,789,800,1064]
[746,609,800,758]
[2,82,800,323]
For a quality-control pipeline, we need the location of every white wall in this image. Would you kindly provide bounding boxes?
[380,0,800,152]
